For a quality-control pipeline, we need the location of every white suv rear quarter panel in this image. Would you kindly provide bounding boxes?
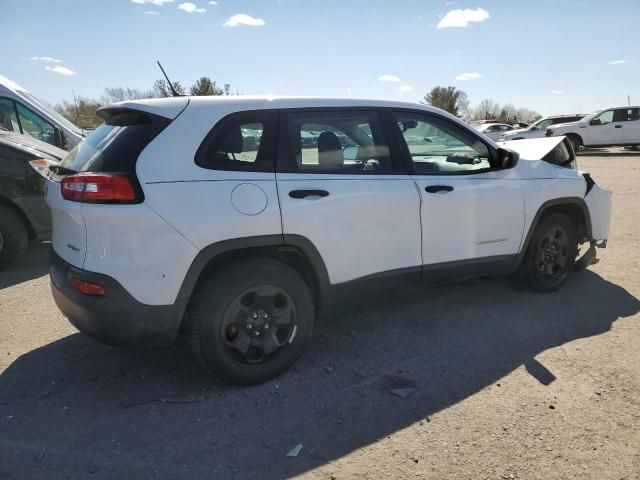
[82,203,199,305]
[46,180,87,267]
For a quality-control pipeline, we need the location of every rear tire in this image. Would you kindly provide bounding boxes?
[0,206,28,270]
[518,213,577,293]
[187,259,314,385]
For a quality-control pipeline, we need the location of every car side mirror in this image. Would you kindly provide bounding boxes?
[343,146,359,161]
[496,147,519,169]
[590,119,601,126]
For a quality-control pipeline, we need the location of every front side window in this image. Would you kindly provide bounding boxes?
[535,119,553,129]
[283,111,391,173]
[0,98,20,133]
[15,102,56,145]
[196,112,276,172]
[594,110,614,125]
[394,112,492,174]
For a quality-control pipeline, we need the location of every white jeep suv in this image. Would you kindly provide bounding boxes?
[46,97,612,385]
[546,106,640,151]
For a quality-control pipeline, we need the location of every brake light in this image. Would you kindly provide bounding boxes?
[61,173,137,203]
[71,277,106,296]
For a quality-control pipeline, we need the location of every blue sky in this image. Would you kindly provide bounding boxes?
[2,0,638,116]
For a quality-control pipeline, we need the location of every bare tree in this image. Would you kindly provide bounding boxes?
[497,103,518,124]
[101,87,153,104]
[54,95,102,129]
[472,99,500,120]
[515,108,542,124]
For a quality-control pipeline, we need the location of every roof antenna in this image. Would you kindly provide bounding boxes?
[156,61,182,97]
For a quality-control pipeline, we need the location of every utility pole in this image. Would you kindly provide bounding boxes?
[628,94,631,106]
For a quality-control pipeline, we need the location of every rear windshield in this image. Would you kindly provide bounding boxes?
[60,109,170,173]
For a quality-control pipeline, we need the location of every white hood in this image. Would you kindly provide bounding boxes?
[497,136,565,160]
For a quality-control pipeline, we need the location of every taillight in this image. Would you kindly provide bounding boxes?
[29,158,58,178]
[71,277,106,296]
[61,173,137,203]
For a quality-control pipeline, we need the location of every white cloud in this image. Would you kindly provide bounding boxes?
[45,66,76,76]
[455,72,482,80]
[551,90,565,95]
[31,56,61,63]
[178,2,206,12]
[378,74,401,82]
[437,7,490,28]
[144,10,159,14]
[399,85,414,94]
[608,59,629,65]
[131,0,174,5]
[224,13,266,26]
[209,0,218,4]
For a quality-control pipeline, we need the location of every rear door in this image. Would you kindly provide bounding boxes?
[276,109,422,285]
[390,110,524,272]
[621,108,640,144]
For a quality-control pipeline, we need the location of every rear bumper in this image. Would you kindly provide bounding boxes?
[50,248,184,347]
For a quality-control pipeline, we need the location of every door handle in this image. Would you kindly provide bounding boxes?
[614,125,623,128]
[425,185,454,193]
[289,189,330,199]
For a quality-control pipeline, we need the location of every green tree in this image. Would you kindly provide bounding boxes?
[423,86,469,117]
[190,76,226,96]
[153,79,186,97]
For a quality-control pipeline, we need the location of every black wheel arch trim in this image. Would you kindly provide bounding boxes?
[175,234,331,318]
[511,196,592,272]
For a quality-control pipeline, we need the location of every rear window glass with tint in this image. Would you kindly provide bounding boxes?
[195,110,277,172]
[60,109,170,173]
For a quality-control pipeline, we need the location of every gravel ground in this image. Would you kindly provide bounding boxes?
[1,149,639,480]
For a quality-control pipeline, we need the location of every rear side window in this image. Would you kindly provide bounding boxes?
[60,109,170,173]
[196,111,277,172]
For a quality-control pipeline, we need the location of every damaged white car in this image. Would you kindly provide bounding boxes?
[46,97,612,384]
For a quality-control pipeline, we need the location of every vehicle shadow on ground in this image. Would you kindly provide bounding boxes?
[0,242,49,290]
[1,270,638,479]
[580,149,640,157]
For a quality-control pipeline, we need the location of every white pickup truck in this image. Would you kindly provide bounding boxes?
[546,107,640,151]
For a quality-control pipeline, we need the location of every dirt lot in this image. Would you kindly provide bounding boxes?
[1,149,639,480]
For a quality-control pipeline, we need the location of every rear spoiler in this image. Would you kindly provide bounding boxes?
[97,97,189,121]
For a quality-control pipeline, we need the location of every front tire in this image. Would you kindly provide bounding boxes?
[518,214,577,292]
[187,259,314,385]
[566,134,583,153]
[0,206,28,271]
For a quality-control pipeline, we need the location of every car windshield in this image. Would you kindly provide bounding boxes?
[19,91,84,136]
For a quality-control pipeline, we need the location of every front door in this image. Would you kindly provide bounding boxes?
[276,109,422,285]
[587,109,623,145]
[390,111,524,273]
